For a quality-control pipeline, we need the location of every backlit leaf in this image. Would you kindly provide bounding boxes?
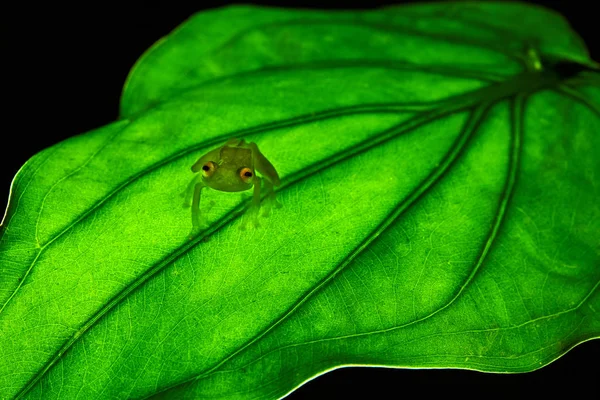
[1,3,599,399]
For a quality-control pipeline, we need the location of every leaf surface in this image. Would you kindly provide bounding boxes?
[1,3,599,399]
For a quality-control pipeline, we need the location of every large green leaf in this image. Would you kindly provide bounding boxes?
[1,2,599,399]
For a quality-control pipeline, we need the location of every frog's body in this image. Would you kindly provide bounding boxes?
[182,138,281,233]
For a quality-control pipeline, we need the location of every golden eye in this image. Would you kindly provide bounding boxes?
[201,161,216,178]
[239,167,253,183]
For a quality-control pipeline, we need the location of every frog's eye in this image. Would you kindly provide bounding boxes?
[239,167,253,183]
[201,161,216,178]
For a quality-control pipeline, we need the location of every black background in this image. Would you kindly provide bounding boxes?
[1,1,598,397]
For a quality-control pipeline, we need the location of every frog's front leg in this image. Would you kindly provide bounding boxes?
[240,176,262,230]
[260,178,282,217]
[189,181,209,237]
[181,175,200,207]
[182,175,215,212]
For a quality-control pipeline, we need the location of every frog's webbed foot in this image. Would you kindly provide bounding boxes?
[238,177,282,229]
[261,194,282,218]
[188,221,210,240]
[260,179,282,218]
[239,204,261,230]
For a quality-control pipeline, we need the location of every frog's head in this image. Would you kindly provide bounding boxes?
[200,146,254,192]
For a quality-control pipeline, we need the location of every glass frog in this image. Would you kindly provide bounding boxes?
[182,138,281,234]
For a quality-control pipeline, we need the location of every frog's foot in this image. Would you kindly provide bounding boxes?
[260,201,272,218]
[240,218,260,231]
[188,222,209,240]
[271,197,283,210]
[239,205,260,230]
[261,194,282,217]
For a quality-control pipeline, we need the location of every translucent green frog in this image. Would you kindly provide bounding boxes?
[182,138,281,233]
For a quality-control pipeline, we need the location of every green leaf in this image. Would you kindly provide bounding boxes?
[1,2,599,399]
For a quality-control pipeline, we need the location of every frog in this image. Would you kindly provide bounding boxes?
[181,138,281,234]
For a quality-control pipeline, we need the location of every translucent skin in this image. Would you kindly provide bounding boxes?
[182,138,281,234]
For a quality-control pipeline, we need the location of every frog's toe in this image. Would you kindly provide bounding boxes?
[268,197,282,209]
[189,221,210,237]
[239,219,251,231]
[188,228,201,240]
